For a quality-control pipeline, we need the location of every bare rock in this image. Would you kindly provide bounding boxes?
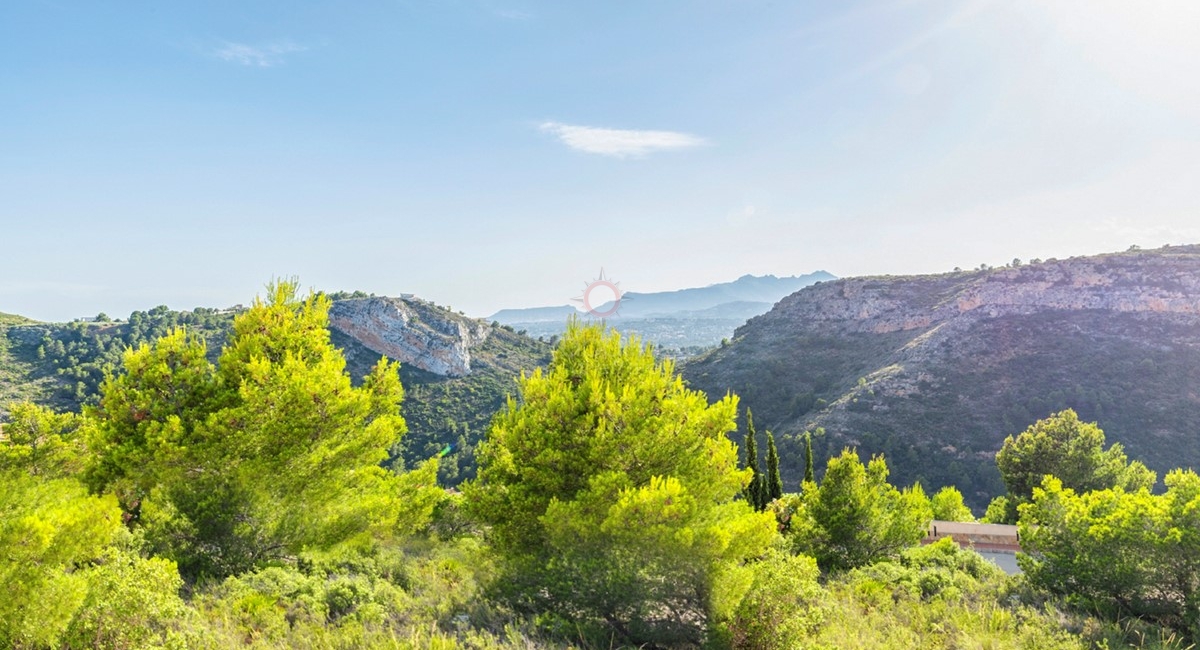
[328,297,491,377]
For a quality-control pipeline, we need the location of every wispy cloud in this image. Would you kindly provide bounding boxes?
[539,122,708,157]
[213,41,306,67]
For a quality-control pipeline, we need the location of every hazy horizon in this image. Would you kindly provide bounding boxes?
[4,0,1199,322]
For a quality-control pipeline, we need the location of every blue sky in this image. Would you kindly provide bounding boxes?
[3,0,1199,322]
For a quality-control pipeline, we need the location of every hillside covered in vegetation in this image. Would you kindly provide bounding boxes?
[0,295,551,484]
[683,245,1200,507]
[3,282,1198,650]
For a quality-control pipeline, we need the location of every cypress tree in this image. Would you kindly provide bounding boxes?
[755,463,770,511]
[803,431,816,486]
[743,410,764,509]
[766,430,783,502]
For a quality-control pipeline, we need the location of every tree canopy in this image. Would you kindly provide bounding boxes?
[0,401,88,478]
[995,409,1156,522]
[789,449,932,572]
[466,321,775,645]
[0,402,186,649]
[84,280,440,578]
[930,486,975,522]
[1020,470,1200,636]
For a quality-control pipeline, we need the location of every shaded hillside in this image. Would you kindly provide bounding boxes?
[682,245,1200,508]
[0,306,236,414]
[0,296,551,485]
[329,296,552,482]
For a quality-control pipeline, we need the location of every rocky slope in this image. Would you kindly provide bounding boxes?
[682,245,1200,507]
[329,297,493,377]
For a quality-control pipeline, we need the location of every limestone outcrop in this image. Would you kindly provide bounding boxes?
[758,247,1200,337]
[328,297,491,377]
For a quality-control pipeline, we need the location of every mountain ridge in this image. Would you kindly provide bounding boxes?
[492,271,836,349]
[490,271,836,322]
[682,245,1200,508]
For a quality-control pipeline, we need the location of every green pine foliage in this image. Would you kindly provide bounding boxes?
[1,297,552,489]
[0,402,187,649]
[980,495,1010,523]
[743,409,764,509]
[803,430,816,485]
[0,401,88,477]
[84,281,442,579]
[788,449,933,572]
[765,431,783,502]
[722,550,825,649]
[995,409,1156,523]
[1020,470,1200,637]
[466,321,776,646]
[24,307,234,409]
[930,486,975,522]
[60,538,191,650]
[0,468,124,648]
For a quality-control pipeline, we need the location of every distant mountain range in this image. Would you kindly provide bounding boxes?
[681,245,1200,509]
[489,305,580,323]
[491,272,836,349]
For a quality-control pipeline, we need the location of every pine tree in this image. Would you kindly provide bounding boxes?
[803,431,816,486]
[765,431,783,502]
[466,322,775,645]
[744,410,764,509]
[796,449,932,571]
[85,280,442,579]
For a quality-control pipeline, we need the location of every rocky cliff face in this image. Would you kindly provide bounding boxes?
[684,245,1200,508]
[328,297,492,377]
[760,247,1200,336]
